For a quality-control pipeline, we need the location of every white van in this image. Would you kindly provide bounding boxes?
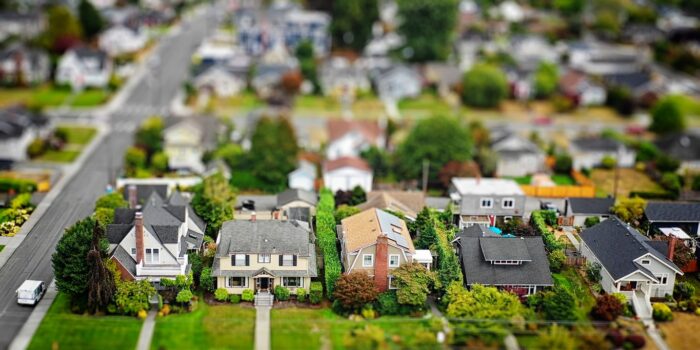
[16,280,46,306]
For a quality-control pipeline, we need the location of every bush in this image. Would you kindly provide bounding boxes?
[229,294,241,304]
[26,138,47,158]
[309,282,323,304]
[214,288,229,302]
[584,216,600,228]
[0,178,38,193]
[554,153,573,174]
[176,290,193,305]
[161,304,171,316]
[607,330,624,347]
[242,289,254,302]
[592,294,624,321]
[661,172,681,194]
[274,285,291,301]
[317,189,342,298]
[530,211,563,252]
[548,250,566,273]
[199,267,215,292]
[586,262,602,283]
[333,272,379,313]
[652,303,673,321]
[674,282,696,301]
[601,155,616,169]
[625,334,646,349]
[137,309,148,320]
[542,286,577,321]
[296,287,307,302]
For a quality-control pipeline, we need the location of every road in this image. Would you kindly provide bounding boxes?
[0,5,218,348]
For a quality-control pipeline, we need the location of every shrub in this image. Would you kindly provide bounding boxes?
[554,153,573,174]
[592,294,624,321]
[693,175,700,191]
[333,272,379,313]
[586,262,602,283]
[695,307,700,316]
[548,250,566,273]
[296,287,307,302]
[309,282,323,304]
[607,330,624,347]
[137,309,148,320]
[652,303,673,321]
[674,282,696,300]
[661,172,681,194]
[600,155,617,169]
[542,286,577,321]
[530,211,563,252]
[199,267,215,292]
[0,178,38,193]
[376,292,400,315]
[26,138,47,158]
[161,304,171,316]
[612,292,627,305]
[214,288,229,302]
[584,216,600,228]
[317,189,342,297]
[274,285,291,301]
[242,289,254,302]
[176,290,193,305]
[625,334,646,349]
[229,294,241,304]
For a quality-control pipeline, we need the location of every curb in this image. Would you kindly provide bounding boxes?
[8,280,57,350]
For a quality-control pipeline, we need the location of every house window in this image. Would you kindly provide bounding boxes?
[233,254,247,266]
[131,248,136,255]
[363,254,374,267]
[227,277,247,288]
[389,254,400,267]
[282,277,303,287]
[258,254,271,263]
[388,276,397,289]
[655,274,668,285]
[480,198,493,208]
[641,259,650,265]
[145,248,159,263]
[281,255,295,266]
[502,198,515,209]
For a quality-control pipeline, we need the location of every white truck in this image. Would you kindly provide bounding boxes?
[16,280,46,306]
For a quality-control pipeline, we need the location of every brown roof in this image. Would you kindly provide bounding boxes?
[323,156,371,172]
[327,119,383,143]
[341,208,415,253]
[356,191,425,219]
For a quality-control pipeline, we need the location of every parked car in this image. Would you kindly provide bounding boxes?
[16,280,46,306]
[540,201,559,213]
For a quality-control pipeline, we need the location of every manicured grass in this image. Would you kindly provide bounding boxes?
[270,307,437,350]
[151,302,256,350]
[398,93,455,117]
[0,86,110,109]
[69,90,109,107]
[590,168,664,198]
[0,245,4,252]
[36,150,81,163]
[551,174,576,186]
[28,293,143,350]
[552,267,596,322]
[56,125,97,145]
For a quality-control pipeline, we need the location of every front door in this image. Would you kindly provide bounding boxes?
[256,277,272,293]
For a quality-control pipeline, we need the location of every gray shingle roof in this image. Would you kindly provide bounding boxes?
[152,225,180,244]
[479,238,532,261]
[571,137,622,152]
[568,197,615,215]
[106,224,132,244]
[287,207,311,223]
[121,184,168,205]
[112,245,136,277]
[277,189,317,207]
[655,132,700,161]
[211,242,317,278]
[645,202,700,222]
[113,208,136,224]
[216,220,313,256]
[579,217,681,281]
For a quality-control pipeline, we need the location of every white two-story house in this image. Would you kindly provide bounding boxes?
[55,47,112,89]
[449,177,526,228]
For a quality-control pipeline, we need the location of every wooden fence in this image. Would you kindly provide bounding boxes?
[520,185,595,198]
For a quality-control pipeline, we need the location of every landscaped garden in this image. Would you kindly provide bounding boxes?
[31,125,97,163]
[28,293,143,350]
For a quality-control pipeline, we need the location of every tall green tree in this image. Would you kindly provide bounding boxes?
[295,40,320,94]
[78,0,105,40]
[331,0,379,52]
[392,263,438,306]
[41,5,82,53]
[192,172,236,237]
[395,115,472,186]
[534,62,559,99]
[649,96,687,134]
[135,117,164,157]
[86,224,116,314]
[461,64,508,108]
[248,116,299,192]
[397,0,458,62]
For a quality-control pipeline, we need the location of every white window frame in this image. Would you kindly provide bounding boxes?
[363,254,374,267]
[389,254,400,267]
[655,273,669,285]
[145,248,160,263]
[480,198,493,209]
[388,275,397,290]
[502,198,515,209]
[282,277,303,288]
[152,248,159,263]
[281,254,294,266]
[234,254,247,266]
[226,277,247,288]
[258,254,271,263]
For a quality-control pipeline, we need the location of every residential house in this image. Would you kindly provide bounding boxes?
[563,197,615,227]
[323,156,373,193]
[371,65,422,101]
[490,127,545,177]
[193,64,246,98]
[0,44,50,86]
[107,189,206,283]
[449,178,526,228]
[644,202,700,237]
[579,217,683,317]
[510,35,559,73]
[280,9,331,57]
[655,132,700,172]
[505,67,533,100]
[0,12,44,41]
[603,71,660,103]
[0,106,49,162]
[55,48,113,89]
[339,208,431,291]
[276,188,317,221]
[559,70,606,106]
[491,0,526,22]
[99,24,149,57]
[288,160,317,192]
[212,219,317,295]
[453,224,553,296]
[318,57,371,98]
[235,194,277,221]
[569,137,636,171]
[326,119,385,160]
[251,62,297,99]
[163,116,223,174]
[568,41,650,76]
[422,63,462,98]
[357,191,426,221]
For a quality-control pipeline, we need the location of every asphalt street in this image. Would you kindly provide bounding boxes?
[0,5,218,348]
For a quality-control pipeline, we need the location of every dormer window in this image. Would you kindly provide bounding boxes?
[491,260,522,265]
[641,259,650,265]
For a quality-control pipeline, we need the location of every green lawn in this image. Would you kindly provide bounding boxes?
[33,125,96,163]
[0,86,110,109]
[36,150,81,163]
[398,93,455,117]
[552,267,596,321]
[28,293,143,350]
[507,175,532,185]
[151,302,256,350]
[57,125,97,145]
[69,90,110,107]
[271,307,438,350]
[551,174,576,186]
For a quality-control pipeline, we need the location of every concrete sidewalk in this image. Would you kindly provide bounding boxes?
[9,280,57,350]
[136,310,157,350]
[254,306,271,350]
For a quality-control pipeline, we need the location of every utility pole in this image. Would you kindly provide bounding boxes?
[613,145,621,198]
[422,159,429,193]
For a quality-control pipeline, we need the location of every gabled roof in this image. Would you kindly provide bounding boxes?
[580,217,682,281]
[568,197,615,215]
[121,184,168,205]
[111,245,136,277]
[356,191,425,219]
[217,220,313,256]
[479,237,532,262]
[645,202,700,222]
[340,208,415,253]
[570,137,622,152]
[450,178,524,196]
[327,119,383,143]
[277,189,317,207]
[654,132,700,161]
[323,156,371,172]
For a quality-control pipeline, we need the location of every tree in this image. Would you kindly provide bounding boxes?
[446,284,528,320]
[191,172,236,237]
[438,161,480,189]
[586,262,602,283]
[605,86,635,116]
[461,64,508,108]
[391,263,437,306]
[333,272,379,312]
[553,0,584,16]
[151,152,169,174]
[335,205,360,224]
[541,286,577,321]
[200,267,215,292]
[397,0,458,62]
[534,62,559,99]
[476,148,498,177]
[135,117,164,157]
[413,208,437,248]
[360,146,392,180]
[649,97,687,134]
[548,250,566,273]
[86,223,115,314]
[553,153,573,174]
[95,193,128,211]
[295,40,319,94]
[350,186,366,205]
[612,197,646,226]
[280,70,303,95]
[331,0,379,52]
[395,115,472,186]
[636,141,659,162]
[124,147,147,175]
[537,325,577,350]
[584,216,600,228]
[41,5,82,53]
[248,116,299,192]
[78,0,104,40]
[108,261,156,315]
[592,294,624,321]
[52,217,105,300]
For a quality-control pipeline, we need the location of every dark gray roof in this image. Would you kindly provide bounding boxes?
[121,184,168,205]
[152,225,180,244]
[212,242,317,277]
[460,224,498,238]
[236,195,277,212]
[106,224,132,244]
[647,241,669,257]
[568,197,615,215]
[113,208,136,224]
[112,245,136,277]
[571,137,622,152]
[186,229,204,249]
[287,207,311,223]
[645,202,700,222]
[217,220,313,256]
[0,106,47,141]
[168,191,189,206]
[655,133,700,162]
[455,230,553,286]
[603,72,652,91]
[277,189,317,207]
[579,217,681,281]
[188,207,206,232]
[164,205,186,222]
[479,238,532,261]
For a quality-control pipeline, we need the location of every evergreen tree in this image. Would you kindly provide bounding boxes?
[331,0,379,52]
[248,116,299,192]
[649,97,687,134]
[461,64,508,108]
[397,0,458,62]
[87,223,116,313]
[78,0,105,40]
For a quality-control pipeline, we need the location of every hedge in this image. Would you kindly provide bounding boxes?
[433,214,462,290]
[530,210,563,252]
[0,178,37,193]
[317,188,342,298]
[309,282,323,304]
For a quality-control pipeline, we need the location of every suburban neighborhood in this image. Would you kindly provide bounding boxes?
[0,0,700,350]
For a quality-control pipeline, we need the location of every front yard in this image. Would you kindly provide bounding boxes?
[590,168,665,198]
[551,267,596,321]
[34,125,97,163]
[150,301,256,350]
[657,312,700,350]
[0,86,110,109]
[28,293,143,350]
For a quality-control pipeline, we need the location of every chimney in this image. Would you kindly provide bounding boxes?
[374,234,389,292]
[668,236,677,263]
[135,212,144,264]
[251,211,256,222]
[128,185,138,209]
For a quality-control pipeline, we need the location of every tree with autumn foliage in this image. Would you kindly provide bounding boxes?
[333,272,379,313]
[438,161,480,189]
[280,70,303,95]
[391,263,438,307]
[591,294,624,321]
